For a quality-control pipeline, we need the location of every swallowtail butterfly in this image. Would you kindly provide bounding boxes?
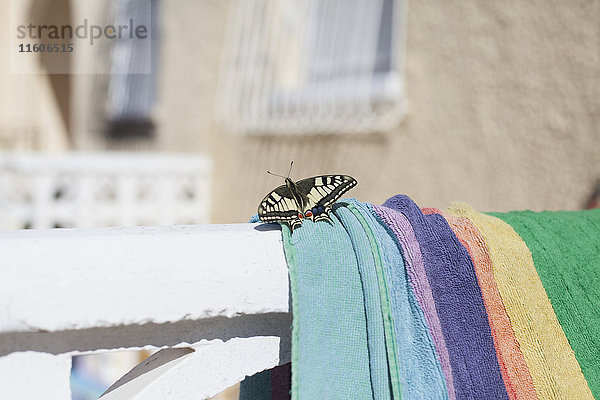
[258,162,357,232]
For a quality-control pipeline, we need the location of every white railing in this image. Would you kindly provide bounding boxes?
[0,152,212,230]
[0,223,290,399]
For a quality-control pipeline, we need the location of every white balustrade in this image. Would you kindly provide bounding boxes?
[0,152,212,230]
[0,222,291,399]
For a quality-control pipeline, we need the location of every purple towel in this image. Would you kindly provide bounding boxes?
[383,195,508,400]
[373,204,456,400]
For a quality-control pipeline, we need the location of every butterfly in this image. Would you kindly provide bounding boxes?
[258,162,357,232]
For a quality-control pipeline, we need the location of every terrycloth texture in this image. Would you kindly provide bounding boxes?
[351,201,448,399]
[278,199,455,399]
[336,204,399,399]
[383,195,508,400]
[425,207,537,400]
[281,203,393,400]
[373,204,455,400]
[449,203,593,399]
[491,209,600,398]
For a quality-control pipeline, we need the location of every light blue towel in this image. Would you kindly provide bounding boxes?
[282,203,389,399]
[349,200,448,399]
[336,203,397,399]
[248,199,449,399]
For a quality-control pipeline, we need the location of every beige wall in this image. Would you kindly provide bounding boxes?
[0,0,71,151]
[159,0,598,223]
[3,0,599,222]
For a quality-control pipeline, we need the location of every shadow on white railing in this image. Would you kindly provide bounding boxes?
[0,223,291,399]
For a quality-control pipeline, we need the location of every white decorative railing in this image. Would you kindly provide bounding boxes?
[0,223,290,399]
[0,152,212,230]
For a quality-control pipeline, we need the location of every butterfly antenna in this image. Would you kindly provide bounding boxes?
[266,161,294,179]
[266,170,286,179]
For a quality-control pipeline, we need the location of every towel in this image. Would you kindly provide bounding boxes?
[383,195,508,400]
[270,363,292,400]
[491,209,600,398]
[245,194,599,400]
[260,198,456,399]
[239,368,271,400]
[425,207,537,400]
[334,203,398,399]
[280,202,392,400]
[373,204,455,400]
[351,201,448,399]
[449,203,593,399]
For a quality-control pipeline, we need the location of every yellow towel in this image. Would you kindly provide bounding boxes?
[447,203,593,400]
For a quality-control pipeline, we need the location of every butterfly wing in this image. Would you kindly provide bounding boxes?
[258,184,303,231]
[295,175,357,222]
[258,175,357,232]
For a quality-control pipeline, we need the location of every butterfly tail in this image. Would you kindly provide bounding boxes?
[286,219,303,234]
[313,208,333,223]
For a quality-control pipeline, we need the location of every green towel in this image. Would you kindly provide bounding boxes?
[491,209,600,398]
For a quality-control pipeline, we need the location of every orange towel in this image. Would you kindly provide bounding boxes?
[448,203,593,400]
[423,207,537,400]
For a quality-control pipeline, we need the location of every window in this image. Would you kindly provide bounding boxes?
[217,0,406,135]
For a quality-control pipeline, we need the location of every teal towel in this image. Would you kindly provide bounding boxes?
[239,369,271,400]
[248,199,449,399]
[274,200,451,399]
[239,364,291,400]
[282,202,394,399]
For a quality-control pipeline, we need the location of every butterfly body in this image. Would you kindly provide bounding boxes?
[258,174,357,232]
